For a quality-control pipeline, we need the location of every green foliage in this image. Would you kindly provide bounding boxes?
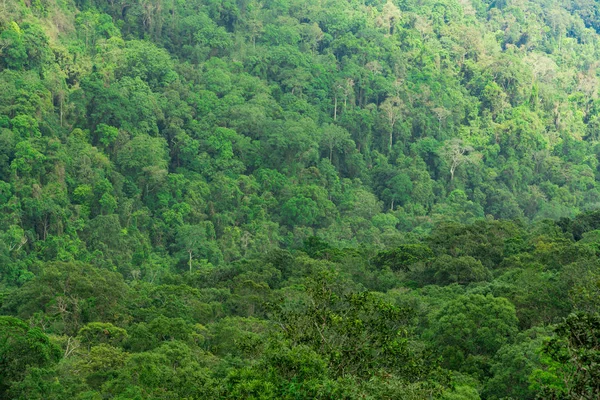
[0,316,61,397]
[533,312,600,399]
[430,294,519,374]
[426,255,492,286]
[373,244,434,272]
[2,0,600,396]
[272,271,439,382]
[484,327,550,400]
[3,262,128,335]
[77,322,129,349]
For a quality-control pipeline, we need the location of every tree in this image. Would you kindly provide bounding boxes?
[0,316,61,397]
[382,173,413,210]
[104,341,217,398]
[75,10,120,53]
[380,96,404,153]
[10,140,45,179]
[0,23,27,70]
[77,322,129,350]
[3,262,128,335]
[377,0,402,36]
[116,134,169,196]
[533,312,600,399]
[94,123,119,148]
[176,222,221,272]
[116,40,176,89]
[439,138,478,181]
[431,294,519,373]
[272,271,440,382]
[319,123,352,162]
[432,107,451,134]
[427,255,492,286]
[373,244,434,272]
[484,327,550,400]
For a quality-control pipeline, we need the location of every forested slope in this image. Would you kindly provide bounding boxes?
[2,0,600,398]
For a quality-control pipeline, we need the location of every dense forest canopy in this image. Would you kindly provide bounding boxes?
[2,0,600,398]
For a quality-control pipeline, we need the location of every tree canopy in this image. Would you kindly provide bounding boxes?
[2,0,600,397]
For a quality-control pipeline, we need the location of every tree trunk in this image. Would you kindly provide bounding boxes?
[60,96,64,127]
[334,95,337,121]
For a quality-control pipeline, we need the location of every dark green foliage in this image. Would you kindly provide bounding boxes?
[0,0,600,397]
[0,316,61,397]
[560,210,600,241]
[430,294,519,375]
[373,244,434,272]
[426,255,492,286]
[484,328,550,400]
[2,262,129,335]
[428,220,525,268]
[534,313,600,399]
[77,322,129,349]
[273,272,419,378]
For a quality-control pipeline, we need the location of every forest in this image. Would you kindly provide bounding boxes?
[2,0,600,398]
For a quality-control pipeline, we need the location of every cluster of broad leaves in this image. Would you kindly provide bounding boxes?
[3,0,600,397]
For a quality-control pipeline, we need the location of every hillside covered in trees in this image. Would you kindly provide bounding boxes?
[2,0,600,398]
